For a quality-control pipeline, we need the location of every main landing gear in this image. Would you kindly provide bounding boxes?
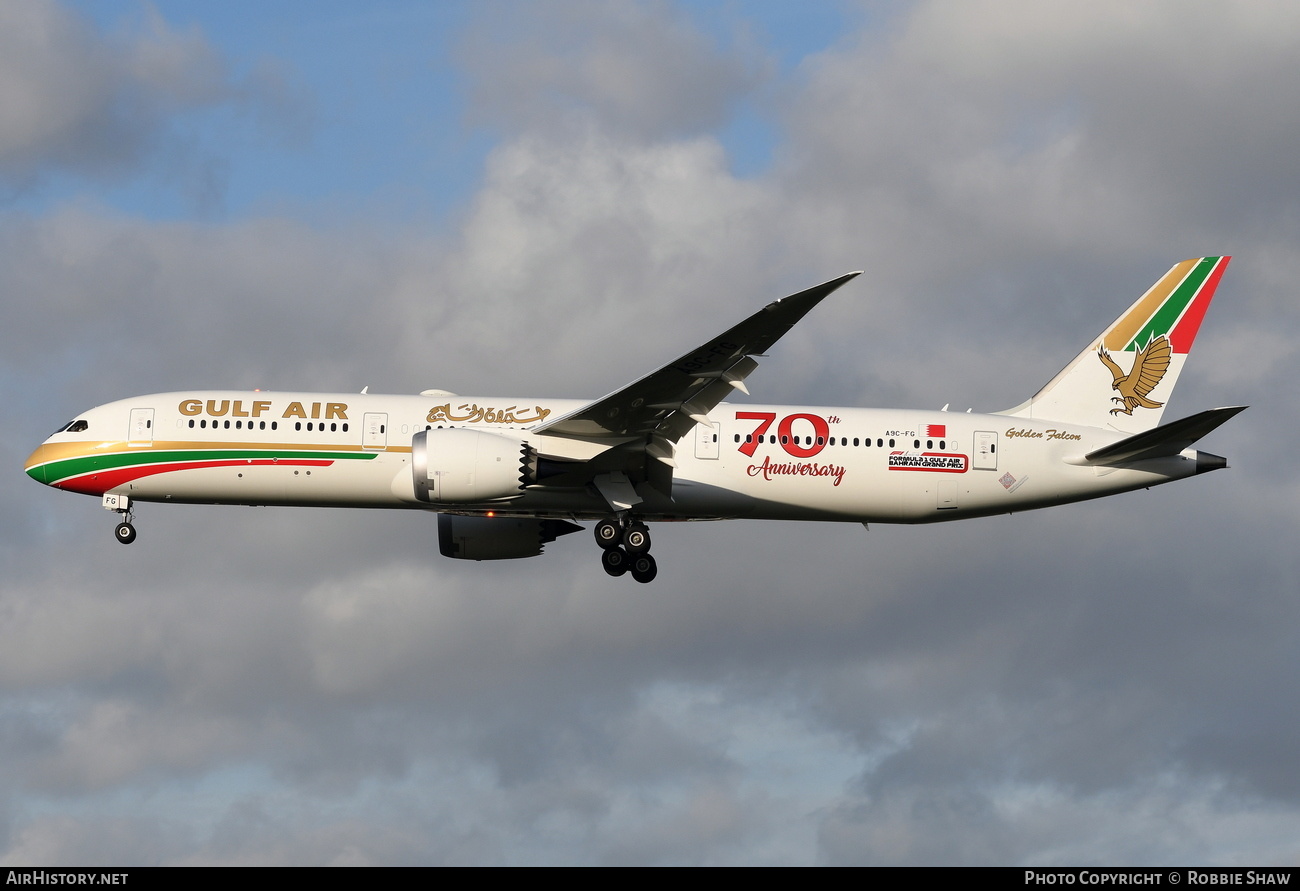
[104,493,137,545]
[594,517,657,583]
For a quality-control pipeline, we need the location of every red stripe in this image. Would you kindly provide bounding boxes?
[1169,256,1230,353]
[56,459,333,496]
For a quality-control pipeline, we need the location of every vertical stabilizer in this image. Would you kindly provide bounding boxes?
[1000,257,1230,434]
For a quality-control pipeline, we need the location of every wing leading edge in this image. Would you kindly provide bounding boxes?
[534,272,862,447]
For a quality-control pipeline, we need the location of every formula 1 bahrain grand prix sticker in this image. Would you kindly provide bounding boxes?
[888,450,969,472]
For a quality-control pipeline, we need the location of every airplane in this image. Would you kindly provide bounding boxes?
[25,257,1243,584]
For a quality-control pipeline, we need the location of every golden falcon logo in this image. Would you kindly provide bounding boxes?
[1097,335,1171,416]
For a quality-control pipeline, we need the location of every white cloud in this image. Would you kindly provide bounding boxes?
[0,1,226,185]
[457,0,767,141]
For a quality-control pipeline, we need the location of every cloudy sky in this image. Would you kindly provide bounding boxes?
[3,0,1299,866]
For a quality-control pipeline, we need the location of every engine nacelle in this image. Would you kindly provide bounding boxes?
[438,514,583,560]
[412,428,536,503]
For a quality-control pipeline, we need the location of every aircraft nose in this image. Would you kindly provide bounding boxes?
[25,442,52,486]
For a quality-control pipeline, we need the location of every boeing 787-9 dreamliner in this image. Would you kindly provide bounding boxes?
[26,257,1242,583]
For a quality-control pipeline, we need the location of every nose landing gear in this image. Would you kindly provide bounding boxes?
[103,493,137,545]
[594,517,657,583]
[114,520,137,544]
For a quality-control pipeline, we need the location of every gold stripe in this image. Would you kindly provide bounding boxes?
[1102,258,1197,351]
[27,439,413,467]
[26,441,117,465]
[146,439,414,454]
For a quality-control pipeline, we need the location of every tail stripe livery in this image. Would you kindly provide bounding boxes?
[1105,256,1229,354]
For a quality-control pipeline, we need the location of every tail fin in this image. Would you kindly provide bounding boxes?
[1001,257,1230,433]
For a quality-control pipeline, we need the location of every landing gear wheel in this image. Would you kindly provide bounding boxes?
[114,522,137,545]
[594,519,622,550]
[624,523,651,555]
[602,547,630,576]
[630,553,657,584]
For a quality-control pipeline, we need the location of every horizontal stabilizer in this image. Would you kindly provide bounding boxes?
[1080,406,1247,466]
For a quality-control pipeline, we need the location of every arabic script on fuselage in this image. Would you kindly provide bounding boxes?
[426,403,552,425]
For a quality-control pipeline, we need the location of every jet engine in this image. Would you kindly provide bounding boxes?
[438,514,583,560]
[411,428,537,503]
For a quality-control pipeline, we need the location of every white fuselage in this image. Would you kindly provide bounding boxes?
[26,389,1206,525]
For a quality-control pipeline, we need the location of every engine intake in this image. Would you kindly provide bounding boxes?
[412,428,536,503]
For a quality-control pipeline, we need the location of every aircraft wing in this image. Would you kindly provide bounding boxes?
[533,272,861,449]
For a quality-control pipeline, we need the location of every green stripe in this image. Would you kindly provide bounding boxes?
[36,448,377,484]
[1124,257,1218,350]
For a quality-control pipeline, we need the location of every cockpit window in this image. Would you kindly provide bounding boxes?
[54,419,89,435]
